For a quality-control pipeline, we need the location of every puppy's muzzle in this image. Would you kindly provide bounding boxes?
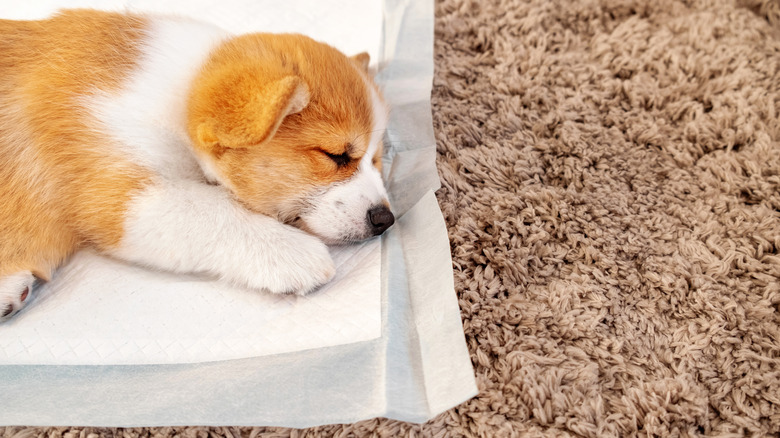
[367,205,395,236]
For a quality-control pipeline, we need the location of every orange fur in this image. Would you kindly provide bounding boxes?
[0,10,152,280]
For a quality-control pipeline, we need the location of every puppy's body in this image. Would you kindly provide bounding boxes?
[0,10,393,321]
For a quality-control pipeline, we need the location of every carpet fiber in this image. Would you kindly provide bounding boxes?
[3,0,780,436]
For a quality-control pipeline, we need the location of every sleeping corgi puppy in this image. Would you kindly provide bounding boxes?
[0,9,394,322]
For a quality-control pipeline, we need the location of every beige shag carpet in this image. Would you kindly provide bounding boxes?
[4,0,780,436]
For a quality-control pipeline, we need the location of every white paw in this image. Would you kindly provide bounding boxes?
[239,228,336,296]
[0,271,36,322]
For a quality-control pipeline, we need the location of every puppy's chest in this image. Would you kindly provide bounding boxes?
[86,18,228,180]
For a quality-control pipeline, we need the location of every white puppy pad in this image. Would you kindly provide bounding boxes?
[0,242,379,365]
[0,0,477,427]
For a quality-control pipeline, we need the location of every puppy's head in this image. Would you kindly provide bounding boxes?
[187,33,393,243]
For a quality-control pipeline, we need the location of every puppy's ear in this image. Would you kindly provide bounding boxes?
[350,52,371,73]
[191,71,310,150]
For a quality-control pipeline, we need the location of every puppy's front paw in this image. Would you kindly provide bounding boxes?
[0,271,36,322]
[243,229,335,296]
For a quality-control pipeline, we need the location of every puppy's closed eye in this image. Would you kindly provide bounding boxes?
[323,150,351,168]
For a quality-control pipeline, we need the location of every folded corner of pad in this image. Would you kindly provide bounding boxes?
[391,190,479,420]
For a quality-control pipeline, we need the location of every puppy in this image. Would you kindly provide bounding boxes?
[0,9,394,321]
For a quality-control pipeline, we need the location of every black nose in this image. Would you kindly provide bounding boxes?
[367,205,395,236]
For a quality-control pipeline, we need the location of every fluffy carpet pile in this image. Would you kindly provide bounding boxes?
[3,0,779,436]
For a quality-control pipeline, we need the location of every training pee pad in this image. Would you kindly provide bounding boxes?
[0,0,477,427]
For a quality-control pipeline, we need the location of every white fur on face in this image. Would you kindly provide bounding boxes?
[299,82,390,243]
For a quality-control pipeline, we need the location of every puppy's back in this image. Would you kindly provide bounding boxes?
[0,10,152,279]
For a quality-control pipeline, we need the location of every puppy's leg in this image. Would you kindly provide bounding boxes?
[108,181,335,295]
[0,208,76,322]
[0,271,36,322]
